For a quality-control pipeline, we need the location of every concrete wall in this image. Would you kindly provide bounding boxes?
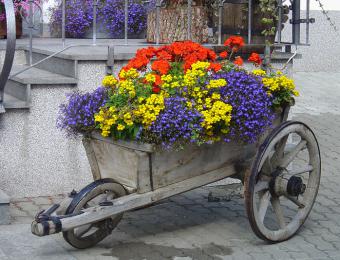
[281,10,340,72]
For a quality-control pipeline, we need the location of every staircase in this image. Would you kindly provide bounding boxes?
[3,50,78,110]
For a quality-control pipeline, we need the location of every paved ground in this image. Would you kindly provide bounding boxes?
[1,72,340,260]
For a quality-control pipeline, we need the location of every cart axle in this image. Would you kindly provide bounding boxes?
[31,165,236,237]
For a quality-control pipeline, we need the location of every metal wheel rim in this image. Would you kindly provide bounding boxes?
[245,121,321,242]
[63,180,126,249]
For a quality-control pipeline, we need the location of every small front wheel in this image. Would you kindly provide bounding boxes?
[244,121,321,242]
[63,179,126,249]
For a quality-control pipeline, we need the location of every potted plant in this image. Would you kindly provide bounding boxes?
[0,0,43,38]
[49,0,147,39]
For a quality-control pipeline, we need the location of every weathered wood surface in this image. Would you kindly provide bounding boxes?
[86,135,254,193]
[147,6,210,43]
[31,164,237,236]
[90,139,140,190]
[151,142,254,189]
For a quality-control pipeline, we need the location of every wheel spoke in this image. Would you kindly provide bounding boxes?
[275,135,289,160]
[261,157,273,175]
[285,195,305,208]
[258,191,271,223]
[280,140,307,168]
[255,181,269,193]
[270,197,286,229]
[289,165,314,176]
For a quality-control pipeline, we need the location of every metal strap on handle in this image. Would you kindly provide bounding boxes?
[0,0,16,113]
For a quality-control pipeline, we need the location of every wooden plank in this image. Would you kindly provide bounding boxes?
[90,139,139,189]
[151,142,254,189]
[91,132,155,153]
[82,138,101,180]
[31,164,237,236]
[135,151,152,193]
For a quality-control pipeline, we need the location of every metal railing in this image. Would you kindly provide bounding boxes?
[4,0,315,92]
[0,0,16,113]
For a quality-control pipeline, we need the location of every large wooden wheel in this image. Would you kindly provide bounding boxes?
[244,121,321,242]
[63,179,126,249]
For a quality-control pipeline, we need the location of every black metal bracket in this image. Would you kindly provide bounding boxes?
[290,18,316,24]
[34,204,62,235]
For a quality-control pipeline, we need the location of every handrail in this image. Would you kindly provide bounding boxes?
[0,0,16,113]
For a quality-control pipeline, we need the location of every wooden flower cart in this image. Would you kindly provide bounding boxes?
[31,106,321,249]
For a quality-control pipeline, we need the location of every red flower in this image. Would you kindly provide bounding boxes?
[220,51,228,59]
[152,60,171,75]
[209,63,222,72]
[207,50,217,61]
[152,86,161,94]
[234,56,244,66]
[248,52,262,66]
[154,74,162,87]
[156,50,173,61]
[224,36,245,51]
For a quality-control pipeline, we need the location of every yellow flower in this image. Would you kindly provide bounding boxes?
[206,79,227,89]
[117,124,125,131]
[145,73,156,83]
[95,107,119,137]
[102,75,118,88]
[119,68,139,80]
[252,69,266,76]
[134,94,165,127]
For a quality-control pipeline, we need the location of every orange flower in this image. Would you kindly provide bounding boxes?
[234,56,244,66]
[184,54,199,71]
[156,50,173,61]
[209,63,222,72]
[154,74,162,87]
[152,60,171,75]
[152,74,162,93]
[207,50,217,61]
[224,36,245,51]
[220,51,228,59]
[248,52,262,66]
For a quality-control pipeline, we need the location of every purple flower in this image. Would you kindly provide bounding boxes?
[98,0,147,37]
[214,70,275,143]
[57,87,108,137]
[50,0,93,38]
[149,97,203,149]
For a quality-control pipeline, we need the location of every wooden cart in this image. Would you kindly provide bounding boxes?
[31,106,321,249]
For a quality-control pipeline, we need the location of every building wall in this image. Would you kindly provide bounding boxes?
[281,10,340,72]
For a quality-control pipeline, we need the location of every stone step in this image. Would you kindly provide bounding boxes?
[3,65,77,110]
[10,65,78,85]
[3,90,30,109]
[26,50,78,78]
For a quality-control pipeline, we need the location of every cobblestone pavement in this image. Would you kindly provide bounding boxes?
[1,72,340,260]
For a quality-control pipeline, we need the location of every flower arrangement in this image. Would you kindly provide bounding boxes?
[99,0,147,38]
[0,0,44,22]
[50,0,147,38]
[50,0,93,38]
[58,36,298,149]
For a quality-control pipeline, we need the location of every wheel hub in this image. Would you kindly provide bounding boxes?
[287,176,306,196]
[269,170,306,197]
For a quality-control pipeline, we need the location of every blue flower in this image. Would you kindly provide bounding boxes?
[57,87,108,137]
